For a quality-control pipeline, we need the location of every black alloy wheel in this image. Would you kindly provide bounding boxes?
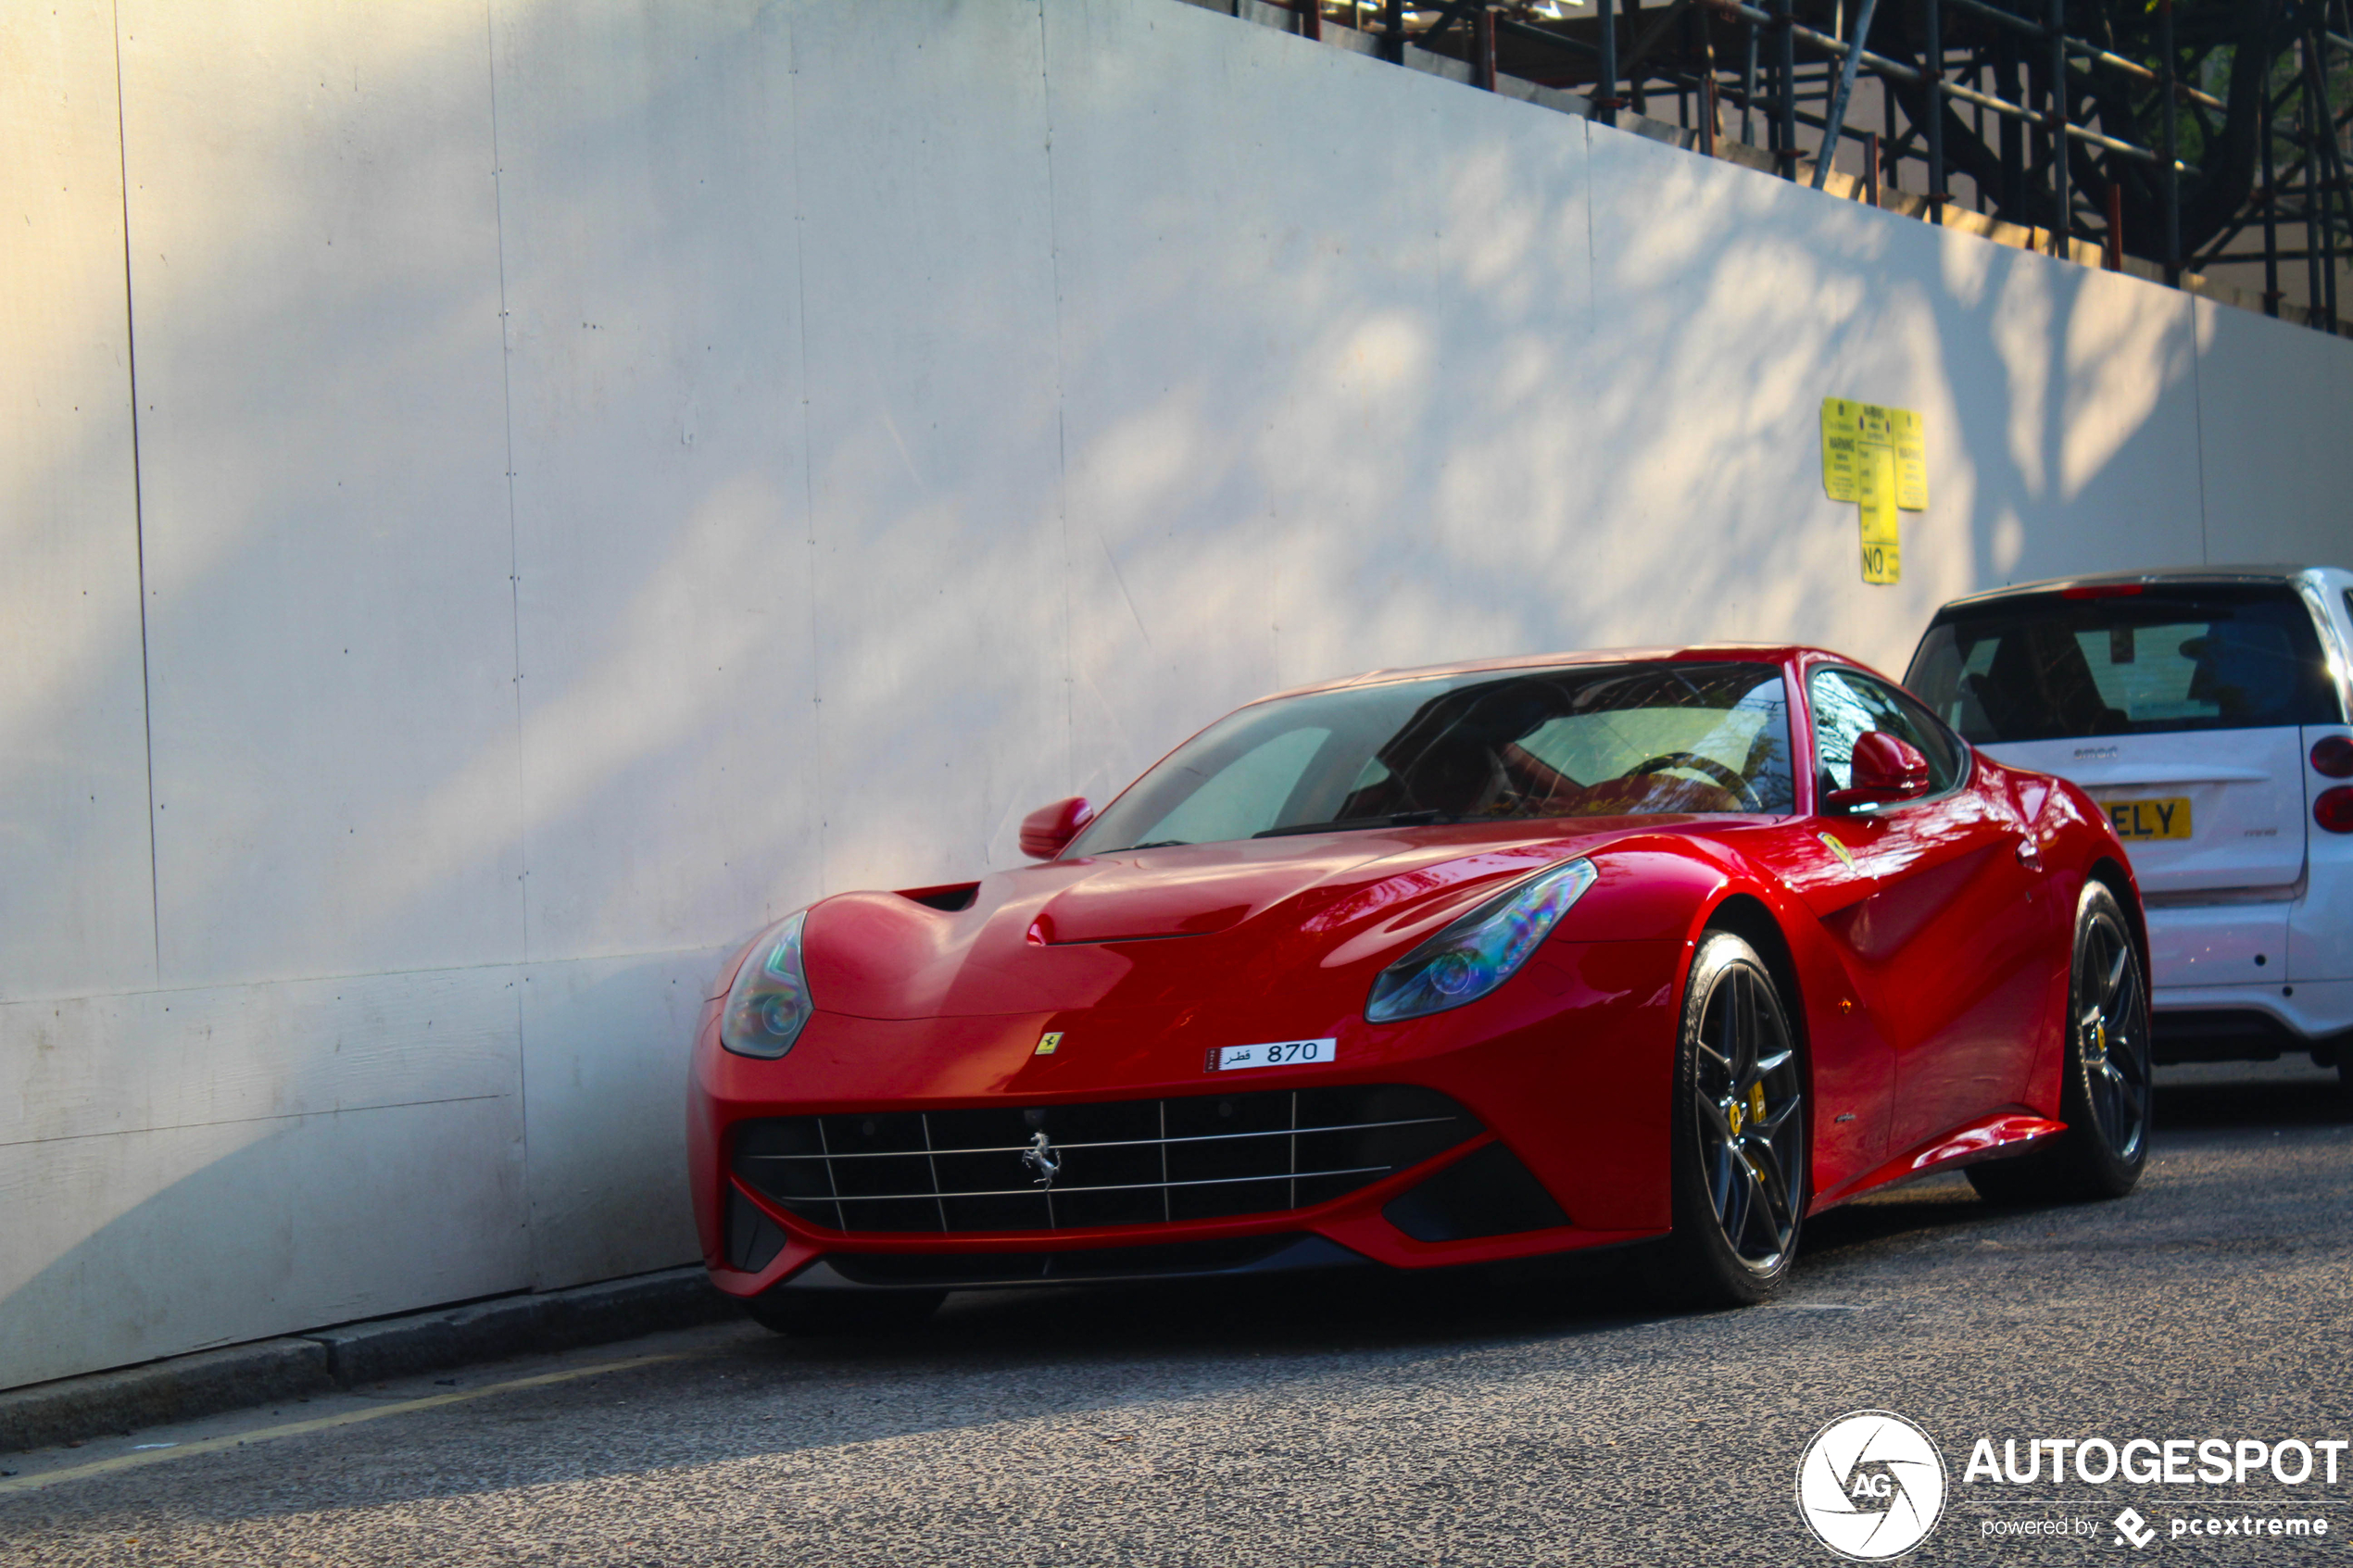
[1969,881,2151,1204]
[1642,929,1807,1307]
[741,1287,946,1337]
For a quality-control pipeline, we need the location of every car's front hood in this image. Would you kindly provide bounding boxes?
[798,818,1720,1021]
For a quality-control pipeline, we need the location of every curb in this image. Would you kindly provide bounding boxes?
[0,1339,333,1456]
[0,1266,739,1454]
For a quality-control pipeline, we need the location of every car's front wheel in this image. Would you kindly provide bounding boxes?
[740,1288,946,1337]
[1968,881,2150,1204]
[1641,929,1807,1308]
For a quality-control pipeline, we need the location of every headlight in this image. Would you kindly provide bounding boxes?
[720,911,814,1059]
[1365,858,1598,1023]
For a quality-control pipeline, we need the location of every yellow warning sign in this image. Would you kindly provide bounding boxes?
[1858,446,1901,584]
[1821,398,1925,584]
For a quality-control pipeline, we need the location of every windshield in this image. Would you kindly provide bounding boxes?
[1905,584,2340,743]
[1064,661,1796,855]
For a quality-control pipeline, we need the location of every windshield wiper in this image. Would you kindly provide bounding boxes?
[1107,839,1190,852]
[1253,810,1456,839]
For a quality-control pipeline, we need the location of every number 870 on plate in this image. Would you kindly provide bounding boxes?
[1204,1037,1339,1073]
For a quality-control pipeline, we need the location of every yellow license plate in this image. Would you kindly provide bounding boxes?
[2103,797,2193,841]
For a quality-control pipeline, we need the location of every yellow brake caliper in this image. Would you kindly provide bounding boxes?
[1729,1082,1768,1139]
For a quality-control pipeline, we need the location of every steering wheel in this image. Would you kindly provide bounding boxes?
[1622,751,1765,811]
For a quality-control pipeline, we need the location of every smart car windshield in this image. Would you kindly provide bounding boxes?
[1065,661,1795,854]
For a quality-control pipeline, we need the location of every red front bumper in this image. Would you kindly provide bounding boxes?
[688,937,1684,1297]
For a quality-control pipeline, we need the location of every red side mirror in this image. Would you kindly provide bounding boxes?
[1824,732,1931,811]
[1018,797,1093,859]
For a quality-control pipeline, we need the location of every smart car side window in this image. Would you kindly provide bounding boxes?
[1808,668,1963,797]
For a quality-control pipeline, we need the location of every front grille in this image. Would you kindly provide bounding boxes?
[732,1085,1479,1234]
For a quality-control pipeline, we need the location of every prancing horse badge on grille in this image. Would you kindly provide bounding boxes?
[1022,1130,1062,1188]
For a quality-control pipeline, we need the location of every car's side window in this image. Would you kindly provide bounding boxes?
[1808,668,1964,800]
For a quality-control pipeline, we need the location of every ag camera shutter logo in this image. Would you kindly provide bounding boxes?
[1795,1411,1948,1560]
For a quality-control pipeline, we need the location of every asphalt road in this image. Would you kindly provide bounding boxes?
[6,1062,2351,1566]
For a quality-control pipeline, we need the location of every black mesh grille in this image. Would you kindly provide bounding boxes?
[731,1085,1480,1234]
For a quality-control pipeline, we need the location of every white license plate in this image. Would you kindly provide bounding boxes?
[1203,1038,1337,1073]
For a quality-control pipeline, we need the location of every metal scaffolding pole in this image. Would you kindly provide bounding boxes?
[1776,0,1799,178]
[1629,0,1647,116]
[1699,8,1720,156]
[1811,0,1881,188]
[1741,16,1758,144]
[1995,26,2023,215]
[1923,0,1946,219]
[2264,69,2284,315]
[2311,20,2344,330]
[1596,0,1620,124]
[2159,0,2181,284]
[2047,0,2069,255]
[2304,37,2325,319]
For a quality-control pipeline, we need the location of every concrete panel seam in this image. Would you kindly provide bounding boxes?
[108,0,163,986]
[2192,300,2211,564]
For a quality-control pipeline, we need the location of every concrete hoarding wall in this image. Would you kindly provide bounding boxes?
[0,0,2344,1390]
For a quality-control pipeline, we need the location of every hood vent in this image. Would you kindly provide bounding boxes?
[895,882,979,913]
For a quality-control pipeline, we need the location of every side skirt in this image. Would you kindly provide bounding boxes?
[1806,1110,2068,1212]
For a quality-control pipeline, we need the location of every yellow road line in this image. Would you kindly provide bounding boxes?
[0,1351,691,1496]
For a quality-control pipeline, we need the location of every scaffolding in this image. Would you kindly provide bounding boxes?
[1265,0,2353,333]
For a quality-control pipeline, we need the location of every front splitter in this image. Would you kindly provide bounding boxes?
[770,1232,1372,1293]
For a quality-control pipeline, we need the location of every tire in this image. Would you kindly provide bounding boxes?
[1968,881,2150,1205]
[2326,1032,2353,1094]
[1639,929,1807,1308]
[740,1288,946,1337]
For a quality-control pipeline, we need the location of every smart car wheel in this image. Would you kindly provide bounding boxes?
[1968,882,2150,1205]
[1642,929,1806,1307]
[2326,1030,2353,1095]
[740,1288,946,1337]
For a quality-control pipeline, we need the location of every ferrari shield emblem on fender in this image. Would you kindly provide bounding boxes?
[1818,832,1858,872]
[1033,1031,1063,1056]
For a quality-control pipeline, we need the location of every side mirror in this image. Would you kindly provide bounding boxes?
[1824,732,1931,811]
[1018,797,1093,859]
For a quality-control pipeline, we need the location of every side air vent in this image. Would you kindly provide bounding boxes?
[1381,1141,1569,1241]
[727,1186,788,1273]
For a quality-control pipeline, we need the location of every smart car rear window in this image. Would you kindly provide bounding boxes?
[1905,584,2341,743]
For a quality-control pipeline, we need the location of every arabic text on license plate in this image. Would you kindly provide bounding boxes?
[2104,797,2192,841]
[1204,1038,1337,1073]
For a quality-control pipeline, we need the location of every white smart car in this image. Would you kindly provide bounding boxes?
[1906,566,2353,1078]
